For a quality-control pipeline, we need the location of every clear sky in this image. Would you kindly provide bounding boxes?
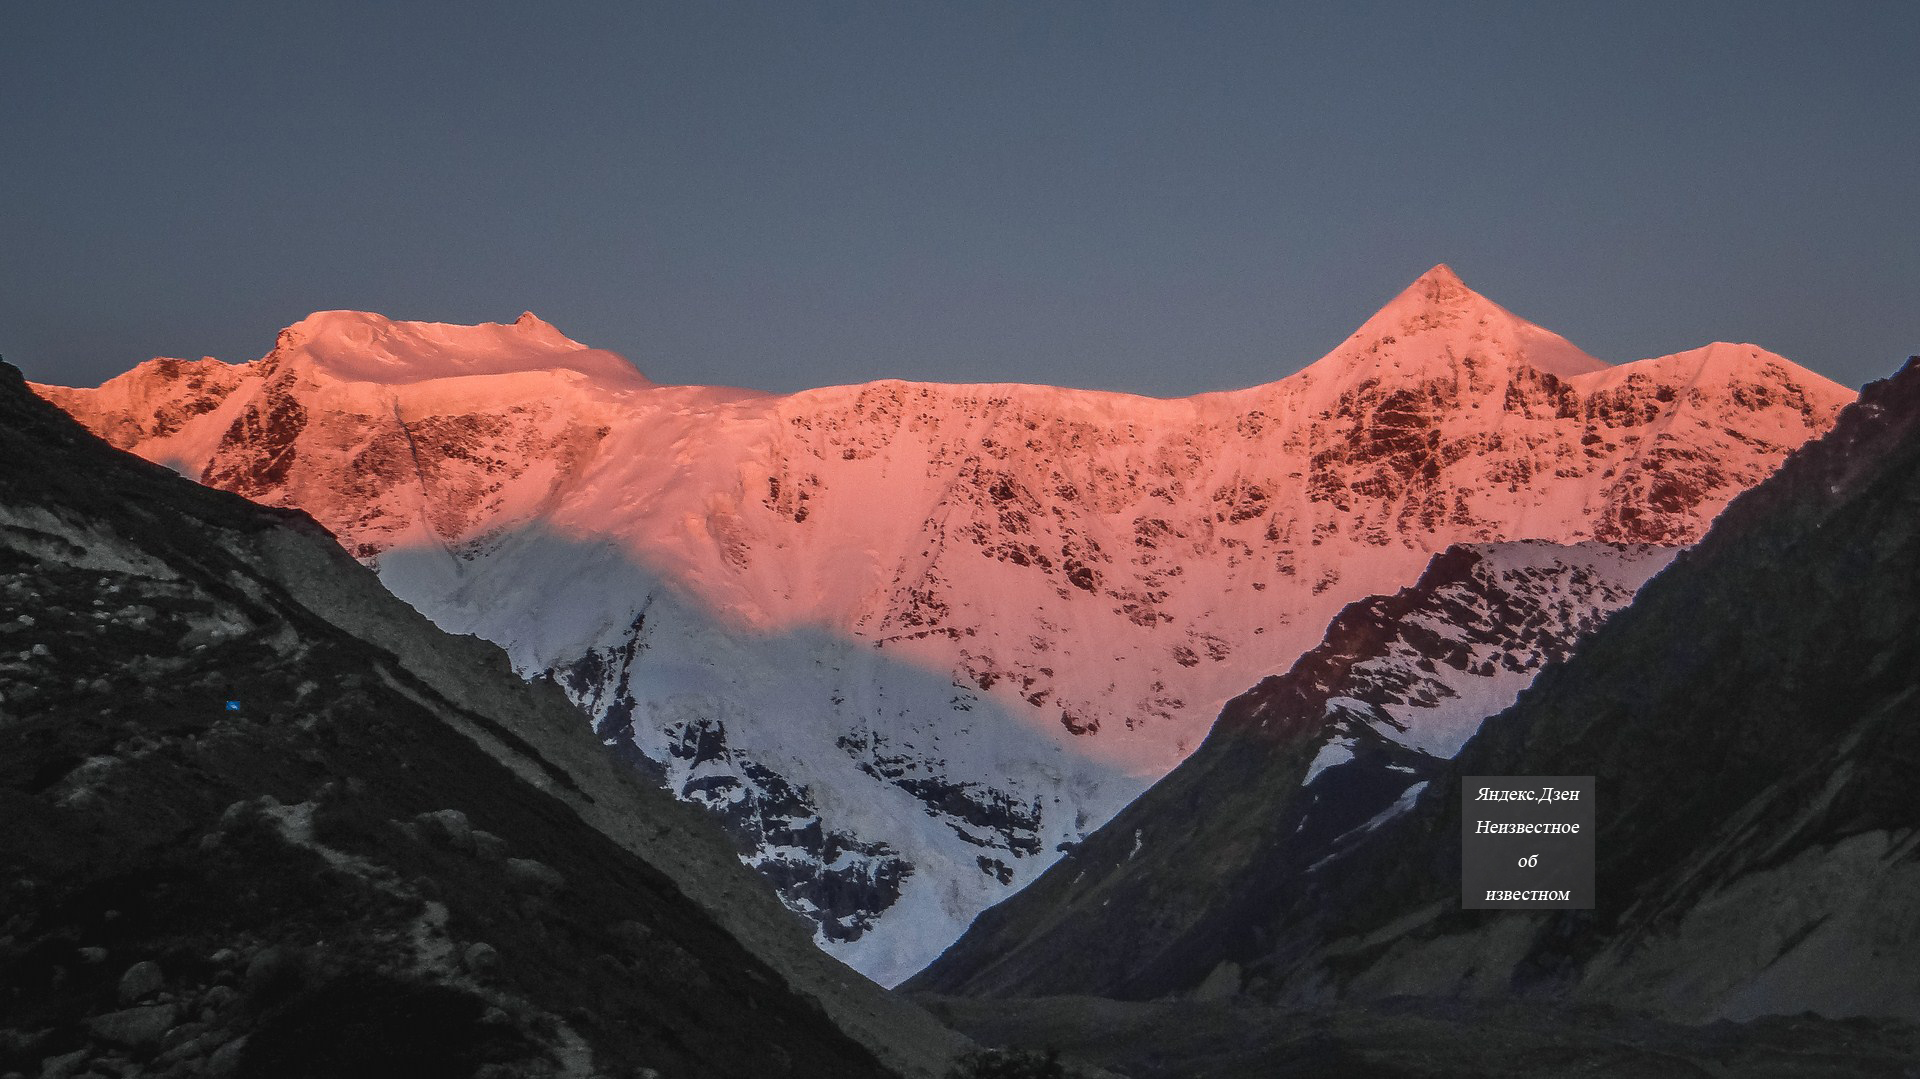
[3,2,1914,394]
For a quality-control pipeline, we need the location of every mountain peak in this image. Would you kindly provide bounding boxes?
[1295,265,1610,388]
[268,310,651,388]
[1407,262,1472,304]
[1374,263,1506,324]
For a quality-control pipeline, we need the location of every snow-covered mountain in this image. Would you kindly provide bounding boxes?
[927,353,1920,1024]
[0,359,961,1078]
[910,539,1675,998]
[35,266,1853,984]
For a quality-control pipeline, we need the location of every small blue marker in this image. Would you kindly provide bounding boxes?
[225,701,241,712]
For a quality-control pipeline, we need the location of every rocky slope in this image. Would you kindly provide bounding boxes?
[910,540,1674,998]
[34,266,1854,983]
[0,361,963,1078]
[929,355,1920,1024]
[920,995,1920,1078]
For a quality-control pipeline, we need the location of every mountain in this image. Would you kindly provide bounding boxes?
[923,355,1920,1024]
[34,266,1855,984]
[910,540,1674,998]
[0,360,962,1078]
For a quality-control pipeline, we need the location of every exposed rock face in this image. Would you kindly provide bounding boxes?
[928,356,1920,1025]
[0,362,960,1078]
[910,541,1673,998]
[34,268,1853,983]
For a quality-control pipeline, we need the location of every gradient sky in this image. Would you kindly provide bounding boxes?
[2,2,1914,395]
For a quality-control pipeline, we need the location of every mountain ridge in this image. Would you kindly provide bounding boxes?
[920,353,1920,1023]
[908,539,1675,999]
[34,267,1855,984]
[0,359,963,1077]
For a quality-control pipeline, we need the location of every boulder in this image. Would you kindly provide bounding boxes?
[414,809,475,854]
[116,960,163,1004]
[86,1003,177,1049]
[504,858,565,894]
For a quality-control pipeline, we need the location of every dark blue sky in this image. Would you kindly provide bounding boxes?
[3,2,1914,394]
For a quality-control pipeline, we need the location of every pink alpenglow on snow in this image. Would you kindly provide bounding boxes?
[35,267,1855,986]
[271,310,656,387]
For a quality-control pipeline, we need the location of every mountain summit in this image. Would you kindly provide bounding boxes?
[36,274,1853,984]
[265,310,652,387]
[1296,264,1610,397]
[925,354,1920,1027]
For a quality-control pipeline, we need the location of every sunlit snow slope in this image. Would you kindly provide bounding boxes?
[36,267,1853,984]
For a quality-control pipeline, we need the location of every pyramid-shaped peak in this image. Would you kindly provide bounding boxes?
[1338,264,1529,344]
[1413,262,1468,295]
[1386,263,1489,316]
[1291,265,1610,387]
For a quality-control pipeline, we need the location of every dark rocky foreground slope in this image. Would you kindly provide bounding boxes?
[0,359,962,1078]
[918,358,1920,1030]
[921,995,1920,1079]
[911,541,1674,1000]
